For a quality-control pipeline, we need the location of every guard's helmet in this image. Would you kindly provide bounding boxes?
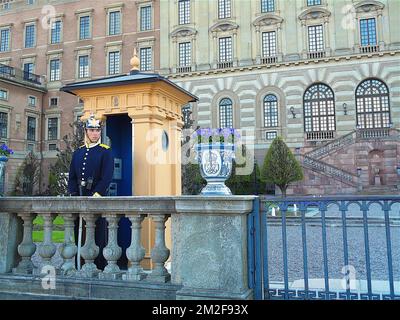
[85,115,102,129]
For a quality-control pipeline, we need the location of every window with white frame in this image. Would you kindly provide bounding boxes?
[262,31,277,57]
[0,89,7,100]
[178,0,190,25]
[261,0,275,13]
[28,96,36,107]
[51,20,62,44]
[25,24,35,48]
[140,5,152,31]
[47,118,58,140]
[264,94,278,127]
[0,112,7,138]
[307,0,321,6]
[219,37,232,62]
[108,51,120,75]
[218,0,231,19]
[360,18,377,47]
[356,79,390,129]
[109,11,121,35]
[78,55,89,78]
[304,83,336,133]
[219,98,233,128]
[140,47,152,71]
[0,28,10,52]
[27,116,36,141]
[23,63,34,81]
[308,25,324,52]
[79,16,90,40]
[27,0,35,4]
[179,42,191,67]
[50,59,60,81]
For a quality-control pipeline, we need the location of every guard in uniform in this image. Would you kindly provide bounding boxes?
[68,115,114,270]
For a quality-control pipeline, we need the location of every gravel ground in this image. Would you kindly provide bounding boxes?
[264,203,400,283]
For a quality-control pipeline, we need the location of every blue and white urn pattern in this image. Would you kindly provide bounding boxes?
[196,143,235,195]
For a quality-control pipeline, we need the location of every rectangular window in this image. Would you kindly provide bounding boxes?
[219,37,232,62]
[261,0,275,13]
[79,16,90,40]
[140,6,152,31]
[27,0,35,4]
[108,51,120,75]
[49,143,57,151]
[262,31,277,57]
[23,63,34,81]
[218,0,231,19]
[0,112,7,139]
[25,24,35,48]
[28,96,36,107]
[48,118,58,140]
[140,47,152,71]
[360,18,377,46]
[266,131,277,140]
[308,25,324,52]
[178,0,190,25]
[78,55,89,78]
[179,42,191,67]
[307,0,321,5]
[109,11,121,35]
[50,98,58,107]
[27,117,36,141]
[0,29,10,52]
[51,20,62,44]
[50,59,60,81]
[0,89,7,100]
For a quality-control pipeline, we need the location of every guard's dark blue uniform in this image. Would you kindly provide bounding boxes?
[68,143,114,196]
[68,143,114,270]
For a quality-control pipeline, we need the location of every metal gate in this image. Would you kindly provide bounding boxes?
[248,196,400,300]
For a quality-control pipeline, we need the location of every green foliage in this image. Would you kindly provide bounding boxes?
[12,152,40,196]
[181,162,205,195]
[261,136,304,197]
[226,145,266,195]
[46,121,84,196]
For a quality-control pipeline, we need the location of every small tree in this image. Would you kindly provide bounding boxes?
[261,136,303,197]
[12,151,40,196]
[46,121,84,196]
[226,145,266,195]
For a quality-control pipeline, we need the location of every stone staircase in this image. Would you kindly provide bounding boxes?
[297,128,400,194]
[299,154,358,187]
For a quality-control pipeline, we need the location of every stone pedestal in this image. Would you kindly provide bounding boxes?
[0,213,22,273]
[172,196,255,300]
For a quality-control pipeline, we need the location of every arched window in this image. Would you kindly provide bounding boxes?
[219,98,233,128]
[356,79,390,129]
[264,94,278,127]
[304,83,335,134]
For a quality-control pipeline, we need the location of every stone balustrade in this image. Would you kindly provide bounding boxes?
[0,196,256,300]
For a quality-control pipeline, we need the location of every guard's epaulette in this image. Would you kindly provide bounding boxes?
[79,144,86,149]
[100,143,110,149]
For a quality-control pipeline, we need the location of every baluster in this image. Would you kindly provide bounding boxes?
[100,213,122,280]
[148,214,171,282]
[123,214,146,281]
[37,213,57,272]
[79,214,100,277]
[59,213,78,276]
[13,213,37,274]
